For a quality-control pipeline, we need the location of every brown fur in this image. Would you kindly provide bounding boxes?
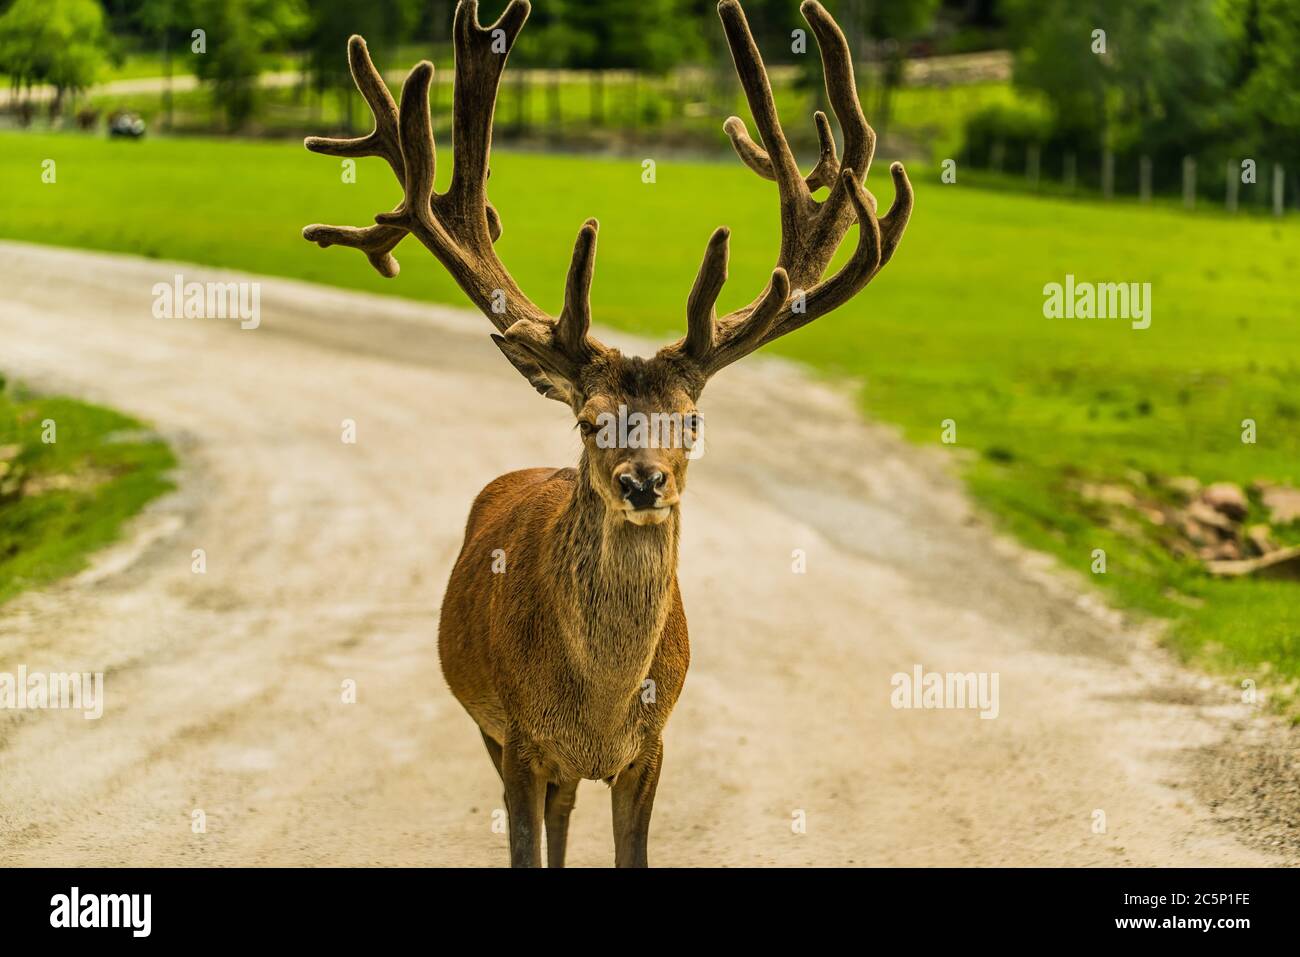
[439,356,695,868]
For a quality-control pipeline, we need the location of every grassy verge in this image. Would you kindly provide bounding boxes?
[0,376,176,606]
[0,130,1297,701]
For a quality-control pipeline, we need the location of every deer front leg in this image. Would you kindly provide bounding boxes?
[501,732,546,868]
[544,780,579,868]
[611,737,663,868]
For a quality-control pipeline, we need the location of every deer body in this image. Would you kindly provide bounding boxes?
[304,0,911,867]
[439,464,689,785]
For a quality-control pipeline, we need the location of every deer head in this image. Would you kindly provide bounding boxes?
[303,0,913,526]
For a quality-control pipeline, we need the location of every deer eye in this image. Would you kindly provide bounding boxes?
[577,420,597,437]
[684,413,703,433]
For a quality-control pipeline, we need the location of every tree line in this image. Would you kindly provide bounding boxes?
[966,0,1299,202]
[0,0,943,128]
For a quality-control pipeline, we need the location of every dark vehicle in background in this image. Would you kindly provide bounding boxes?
[108,110,145,138]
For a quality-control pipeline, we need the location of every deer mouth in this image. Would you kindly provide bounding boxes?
[623,505,672,526]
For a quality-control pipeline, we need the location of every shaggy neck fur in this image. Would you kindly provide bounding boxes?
[555,451,680,696]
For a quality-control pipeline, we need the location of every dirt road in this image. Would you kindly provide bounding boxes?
[0,240,1292,866]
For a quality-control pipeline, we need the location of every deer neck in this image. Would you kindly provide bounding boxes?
[554,453,679,685]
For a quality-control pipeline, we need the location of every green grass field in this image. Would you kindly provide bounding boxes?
[1,130,1297,696]
[0,376,176,605]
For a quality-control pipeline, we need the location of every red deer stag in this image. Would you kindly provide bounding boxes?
[303,0,912,867]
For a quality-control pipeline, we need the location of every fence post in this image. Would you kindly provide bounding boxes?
[1101,150,1114,200]
[1139,156,1152,204]
[515,69,528,133]
[1225,159,1238,213]
[1274,163,1286,217]
[1064,152,1076,193]
[548,72,562,131]
[990,140,1004,174]
[1182,156,1196,210]
[590,70,604,124]
[1026,143,1040,191]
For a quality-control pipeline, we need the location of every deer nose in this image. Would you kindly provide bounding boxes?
[619,470,664,509]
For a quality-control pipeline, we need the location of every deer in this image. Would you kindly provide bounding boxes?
[302,0,912,867]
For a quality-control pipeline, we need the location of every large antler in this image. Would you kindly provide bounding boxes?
[665,0,914,379]
[302,0,603,398]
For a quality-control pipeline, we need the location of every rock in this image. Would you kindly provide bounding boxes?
[1201,482,1248,520]
[1080,482,1138,507]
[1186,501,1237,536]
[1165,476,1202,501]
[1199,540,1241,562]
[1181,515,1214,546]
[1140,507,1166,526]
[1259,484,1300,526]
[1206,545,1300,581]
[1216,540,1242,560]
[1245,524,1277,557]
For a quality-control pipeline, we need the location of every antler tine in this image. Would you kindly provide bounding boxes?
[742,162,910,361]
[761,166,881,342]
[304,36,403,179]
[676,224,792,375]
[718,0,806,220]
[303,0,612,403]
[302,36,410,278]
[375,61,438,232]
[304,1,601,340]
[801,0,875,220]
[723,106,843,195]
[804,111,840,191]
[706,268,791,371]
[661,0,913,382]
[446,0,530,229]
[685,227,730,361]
[301,223,407,278]
[877,162,915,267]
[557,218,599,359]
[719,0,871,205]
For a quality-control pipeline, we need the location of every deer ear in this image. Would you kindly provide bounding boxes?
[490,334,576,405]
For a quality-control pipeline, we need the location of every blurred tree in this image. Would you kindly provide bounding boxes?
[860,0,942,134]
[784,0,939,138]
[1002,0,1113,146]
[1222,0,1300,162]
[0,0,112,116]
[1005,0,1227,156]
[1107,0,1228,158]
[510,0,593,128]
[548,0,704,124]
[188,0,306,129]
[548,0,703,72]
[302,0,419,132]
[134,0,188,129]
